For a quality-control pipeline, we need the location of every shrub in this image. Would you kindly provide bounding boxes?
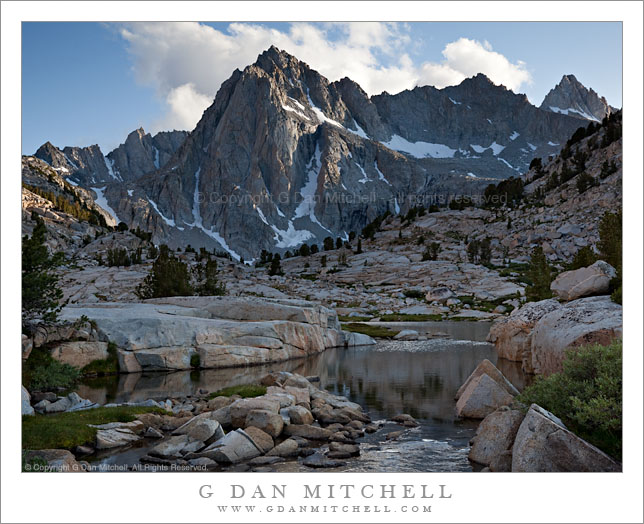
[81,341,119,376]
[190,353,201,369]
[403,289,424,300]
[517,340,622,460]
[23,347,80,391]
[22,217,64,326]
[422,242,441,261]
[576,171,596,193]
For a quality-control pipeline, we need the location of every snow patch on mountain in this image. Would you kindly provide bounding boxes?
[92,187,120,223]
[383,135,457,159]
[148,198,176,227]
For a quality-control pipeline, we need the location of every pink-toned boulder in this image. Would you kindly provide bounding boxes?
[455,359,519,400]
[455,374,515,419]
[550,260,616,301]
[487,299,561,362]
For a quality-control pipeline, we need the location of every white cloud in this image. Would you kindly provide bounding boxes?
[116,23,532,133]
[158,83,212,131]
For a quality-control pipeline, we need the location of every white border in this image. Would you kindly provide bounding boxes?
[2,2,642,523]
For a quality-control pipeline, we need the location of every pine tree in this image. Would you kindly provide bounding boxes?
[525,246,553,302]
[356,237,363,254]
[22,216,64,325]
[195,259,226,296]
[136,246,193,298]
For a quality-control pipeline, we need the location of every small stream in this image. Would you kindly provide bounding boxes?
[77,321,528,472]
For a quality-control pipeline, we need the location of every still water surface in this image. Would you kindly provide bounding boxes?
[80,322,527,472]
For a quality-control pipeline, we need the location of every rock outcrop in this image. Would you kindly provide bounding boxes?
[468,406,524,467]
[529,296,622,375]
[58,296,352,371]
[512,404,620,472]
[550,260,616,301]
[489,295,622,375]
[487,299,561,362]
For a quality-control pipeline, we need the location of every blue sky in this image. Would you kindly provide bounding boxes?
[22,22,622,155]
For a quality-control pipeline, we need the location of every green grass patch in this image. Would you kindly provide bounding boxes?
[517,340,622,460]
[23,347,80,391]
[207,384,266,400]
[342,322,400,338]
[379,313,443,322]
[299,273,318,281]
[22,406,167,450]
[81,342,119,376]
[338,315,373,322]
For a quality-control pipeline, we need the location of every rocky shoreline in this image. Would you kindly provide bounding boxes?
[454,359,621,472]
[23,371,421,473]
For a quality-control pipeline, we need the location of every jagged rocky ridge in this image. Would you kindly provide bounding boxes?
[35,128,188,186]
[32,47,613,260]
[540,74,615,122]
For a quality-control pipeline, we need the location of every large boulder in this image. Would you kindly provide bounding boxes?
[393,329,419,341]
[468,407,525,466]
[173,415,224,445]
[287,405,314,425]
[244,409,284,438]
[23,449,85,472]
[487,299,561,362]
[22,386,34,416]
[343,331,377,347]
[550,261,616,301]
[22,335,33,361]
[530,296,622,376]
[149,434,195,457]
[95,427,142,450]
[455,359,519,400]
[49,341,109,368]
[243,426,274,453]
[425,287,454,304]
[203,429,263,464]
[455,373,515,419]
[230,398,280,428]
[512,404,621,472]
[283,424,333,440]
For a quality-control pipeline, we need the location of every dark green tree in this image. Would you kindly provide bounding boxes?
[335,237,343,249]
[598,211,622,271]
[116,221,128,232]
[569,246,598,270]
[299,244,311,257]
[323,237,334,251]
[310,244,319,254]
[525,246,553,302]
[136,245,193,298]
[22,217,64,325]
[356,237,363,254]
[268,255,283,276]
[195,259,226,296]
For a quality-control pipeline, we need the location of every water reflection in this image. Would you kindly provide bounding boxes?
[78,321,530,472]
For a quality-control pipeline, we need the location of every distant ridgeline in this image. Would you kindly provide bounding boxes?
[29,46,618,260]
